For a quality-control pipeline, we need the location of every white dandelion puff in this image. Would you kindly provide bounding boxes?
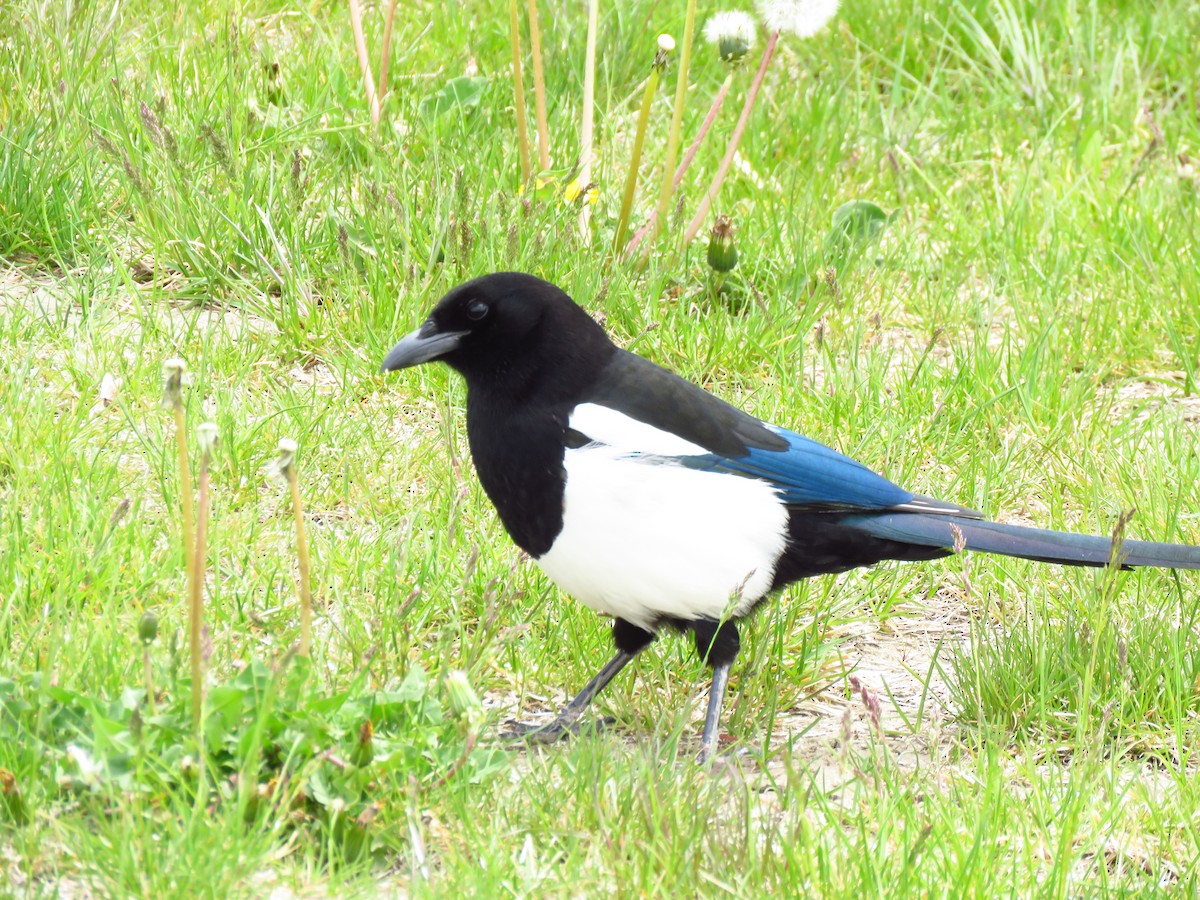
[703,11,758,63]
[195,422,219,455]
[267,437,298,479]
[755,0,839,38]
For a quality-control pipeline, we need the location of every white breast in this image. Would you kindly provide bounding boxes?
[535,443,788,631]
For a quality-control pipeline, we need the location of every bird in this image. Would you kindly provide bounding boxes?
[381,272,1200,761]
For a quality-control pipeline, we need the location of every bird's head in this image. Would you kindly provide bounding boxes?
[381,273,611,390]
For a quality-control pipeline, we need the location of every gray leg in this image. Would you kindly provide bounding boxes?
[698,660,732,763]
[502,649,638,744]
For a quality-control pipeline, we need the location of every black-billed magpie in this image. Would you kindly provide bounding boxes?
[382,272,1200,760]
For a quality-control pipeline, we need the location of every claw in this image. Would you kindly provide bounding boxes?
[501,715,616,744]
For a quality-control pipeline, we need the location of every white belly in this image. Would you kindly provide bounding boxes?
[535,445,788,630]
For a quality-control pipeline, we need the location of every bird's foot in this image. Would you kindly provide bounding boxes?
[698,739,743,767]
[500,715,616,745]
[698,737,728,766]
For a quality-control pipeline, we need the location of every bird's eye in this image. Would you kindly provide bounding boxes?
[466,299,489,321]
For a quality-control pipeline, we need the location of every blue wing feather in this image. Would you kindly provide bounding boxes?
[678,426,914,510]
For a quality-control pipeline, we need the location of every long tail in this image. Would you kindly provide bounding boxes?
[850,513,1200,570]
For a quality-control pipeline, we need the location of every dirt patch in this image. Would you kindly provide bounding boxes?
[1097,374,1200,426]
[0,265,279,345]
[759,590,970,789]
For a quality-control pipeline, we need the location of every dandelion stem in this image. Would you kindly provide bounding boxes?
[378,0,400,102]
[348,0,381,125]
[190,428,216,732]
[614,36,673,254]
[288,462,312,658]
[164,360,194,581]
[625,70,733,257]
[509,0,532,183]
[143,646,157,716]
[173,405,194,579]
[427,729,479,791]
[577,0,599,238]
[526,0,551,171]
[677,72,733,194]
[163,361,197,715]
[684,29,780,244]
[650,0,697,249]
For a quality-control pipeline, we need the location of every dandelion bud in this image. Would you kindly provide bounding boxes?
[161,358,187,411]
[707,215,739,273]
[351,719,375,768]
[0,769,30,825]
[444,670,483,723]
[138,611,159,645]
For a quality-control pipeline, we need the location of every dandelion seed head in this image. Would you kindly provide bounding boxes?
[652,33,676,70]
[755,0,839,38]
[703,11,757,63]
[196,422,219,455]
[268,438,298,479]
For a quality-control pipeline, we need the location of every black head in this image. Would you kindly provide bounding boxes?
[381,273,612,393]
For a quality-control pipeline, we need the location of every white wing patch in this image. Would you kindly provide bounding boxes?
[568,402,708,456]
[535,444,788,630]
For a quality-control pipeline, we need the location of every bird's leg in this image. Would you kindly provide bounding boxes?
[692,619,741,763]
[503,618,656,744]
[503,649,637,742]
[699,661,732,764]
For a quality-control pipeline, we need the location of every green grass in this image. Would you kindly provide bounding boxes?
[2,0,1200,893]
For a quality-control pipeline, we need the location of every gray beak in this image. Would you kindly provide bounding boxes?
[380,323,467,372]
